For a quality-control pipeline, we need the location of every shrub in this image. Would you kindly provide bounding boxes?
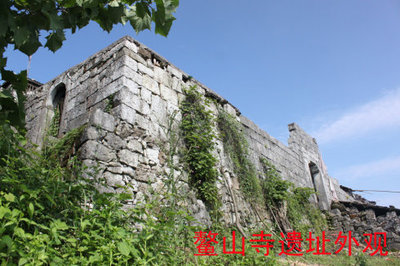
[180,86,221,217]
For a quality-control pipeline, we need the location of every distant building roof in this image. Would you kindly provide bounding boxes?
[1,78,42,90]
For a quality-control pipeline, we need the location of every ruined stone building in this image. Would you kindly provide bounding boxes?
[23,36,400,249]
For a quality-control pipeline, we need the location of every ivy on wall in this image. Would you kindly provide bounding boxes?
[178,85,326,233]
[259,157,327,235]
[104,93,116,114]
[259,157,290,205]
[179,86,221,217]
[217,109,263,203]
[48,108,61,138]
[44,125,86,167]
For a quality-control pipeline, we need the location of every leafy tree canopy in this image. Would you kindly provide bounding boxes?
[0,0,179,129]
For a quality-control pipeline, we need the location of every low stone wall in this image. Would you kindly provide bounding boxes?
[330,201,400,250]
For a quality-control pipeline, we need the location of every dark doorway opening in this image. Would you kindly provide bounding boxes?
[309,162,320,203]
[52,84,66,137]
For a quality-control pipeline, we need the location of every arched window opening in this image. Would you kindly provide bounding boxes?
[49,84,66,137]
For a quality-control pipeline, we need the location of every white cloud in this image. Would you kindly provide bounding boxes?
[313,88,400,144]
[334,155,400,181]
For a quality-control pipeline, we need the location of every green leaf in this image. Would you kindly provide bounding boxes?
[18,35,41,56]
[0,206,10,219]
[117,241,130,256]
[136,2,150,18]
[45,30,66,52]
[1,235,13,249]
[81,219,90,231]
[42,8,63,30]
[128,4,152,32]
[78,246,88,252]
[28,202,34,218]
[88,253,101,263]
[14,227,25,238]
[14,27,30,47]
[18,257,29,266]
[15,0,29,6]
[4,193,15,202]
[153,0,178,36]
[0,0,10,36]
[51,219,68,230]
[0,56,6,69]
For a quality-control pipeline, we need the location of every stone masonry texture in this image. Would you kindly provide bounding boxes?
[23,36,400,248]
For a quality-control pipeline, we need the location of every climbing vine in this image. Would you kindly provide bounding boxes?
[44,125,86,167]
[259,157,290,205]
[217,109,263,203]
[48,108,61,137]
[287,187,328,235]
[259,157,327,235]
[104,93,116,114]
[180,86,221,217]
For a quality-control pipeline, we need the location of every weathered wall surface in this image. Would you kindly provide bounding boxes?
[25,36,353,228]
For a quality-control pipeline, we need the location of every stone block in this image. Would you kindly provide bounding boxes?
[81,126,106,142]
[146,148,159,165]
[105,133,125,150]
[142,75,160,95]
[160,84,178,106]
[150,95,167,126]
[129,179,139,192]
[124,39,138,53]
[224,103,237,116]
[96,184,115,194]
[138,63,154,77]
[115,87,141,110]
[118,149,140,168]
[365,209,376,222]
[68,103,86,120]
[104,171,125,187]
[134,114,150,131]
[171,77,184,93]
[108,66,140,87]
[108,165,135,178]
[139,101,150,116]
[115,121,133,138]
[154,66,170,85]
[113,104,136,125]
[387,211,397,219]
[167,65,182,80]
[119,46,146,65]
[127,139,143,153]
[141,87,152,104]
[121,55,138,72]
[80,140,116,162]
[90,109,116,132]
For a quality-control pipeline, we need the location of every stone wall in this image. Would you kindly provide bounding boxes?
[25,36,353,228]
[330,201,400,250]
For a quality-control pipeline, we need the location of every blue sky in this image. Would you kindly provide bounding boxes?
[4,0,400,207]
